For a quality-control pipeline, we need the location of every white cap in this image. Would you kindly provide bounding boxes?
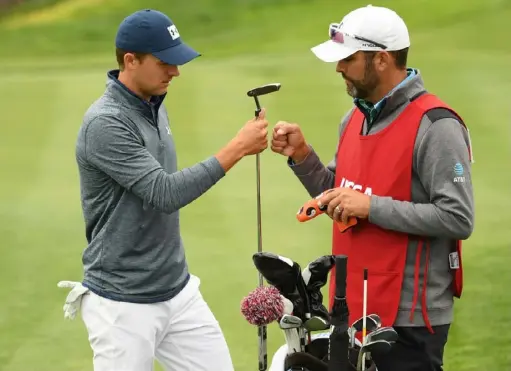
[311,5,410,63]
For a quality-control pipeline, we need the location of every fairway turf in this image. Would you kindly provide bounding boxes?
[1,1,510,371]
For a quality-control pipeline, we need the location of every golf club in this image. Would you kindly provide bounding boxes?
[279,314,303,355]
[301,255,335,323]
[349,313,381,349]
[252,252,311,321]
[365,327,398,344]
[246,83,281,371]
[304,316,329,332]
[361,269,368,368]
[357,339,393,371]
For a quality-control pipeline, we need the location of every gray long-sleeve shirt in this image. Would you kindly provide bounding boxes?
[288,69,475,326]
[75,70,226,303]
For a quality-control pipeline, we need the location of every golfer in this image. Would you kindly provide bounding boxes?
[271,5,474,371]
[69,9,268,371]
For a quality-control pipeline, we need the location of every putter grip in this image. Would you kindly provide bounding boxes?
[335,255,347,298]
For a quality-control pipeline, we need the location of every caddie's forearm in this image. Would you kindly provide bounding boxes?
[132,156,225,214]
[288,145,335,198]
[368,196,473,240]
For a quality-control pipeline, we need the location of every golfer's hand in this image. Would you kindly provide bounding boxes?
[236,108,269,155]
[271,121,310,163]
[317,188,371,224]
[57,280,90,320]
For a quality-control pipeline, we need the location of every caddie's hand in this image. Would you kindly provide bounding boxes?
[271,121,310,162]
[236,108,269,156]
[317,187,371,224]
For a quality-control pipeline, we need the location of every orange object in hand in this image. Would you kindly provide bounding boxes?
[296,191,357,233]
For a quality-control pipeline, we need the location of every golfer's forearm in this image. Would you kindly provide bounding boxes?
[214,139,245,172]
[288,145,336,197]
[132,157,225,214]
[368,197,473,239]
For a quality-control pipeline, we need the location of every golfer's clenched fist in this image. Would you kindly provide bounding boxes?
[236,108,269,155]
[271,121,310,163]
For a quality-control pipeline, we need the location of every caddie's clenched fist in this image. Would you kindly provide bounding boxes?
[271,121,310,163]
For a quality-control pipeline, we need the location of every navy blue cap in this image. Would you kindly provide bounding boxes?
[115,9,200,65]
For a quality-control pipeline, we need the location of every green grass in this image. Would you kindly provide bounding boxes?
[0,0,510,370]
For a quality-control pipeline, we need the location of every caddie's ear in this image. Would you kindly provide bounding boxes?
[374,51,391,72]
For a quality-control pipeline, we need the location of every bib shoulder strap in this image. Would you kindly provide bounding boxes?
[410,91,474,163]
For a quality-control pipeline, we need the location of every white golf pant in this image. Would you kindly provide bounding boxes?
[81,275,234,371]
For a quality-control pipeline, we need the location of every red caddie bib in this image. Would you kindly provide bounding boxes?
[328,93,470,333]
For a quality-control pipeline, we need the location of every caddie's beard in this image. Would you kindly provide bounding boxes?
[342,58,380,100]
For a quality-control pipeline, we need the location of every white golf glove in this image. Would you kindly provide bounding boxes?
[57,280,89,320]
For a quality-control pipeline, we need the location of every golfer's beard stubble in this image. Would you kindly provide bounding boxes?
[342,68,380,100]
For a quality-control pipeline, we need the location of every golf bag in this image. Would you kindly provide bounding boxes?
[269,332,377,371]
[250,252,391,371]
[253,252,386,371]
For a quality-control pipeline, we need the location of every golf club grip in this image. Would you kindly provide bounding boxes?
[335,255,347,298]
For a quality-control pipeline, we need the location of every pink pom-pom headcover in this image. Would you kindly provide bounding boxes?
[241,286,284,326]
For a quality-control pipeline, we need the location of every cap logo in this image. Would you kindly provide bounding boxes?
[167,25,180,40]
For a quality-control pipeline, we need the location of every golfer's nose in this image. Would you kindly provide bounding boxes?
[336,60,346,74]
[168,65,180,77]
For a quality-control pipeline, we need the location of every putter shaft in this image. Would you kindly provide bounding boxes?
[254,94,266,370]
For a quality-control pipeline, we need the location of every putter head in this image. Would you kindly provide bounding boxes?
[247,83,281,97]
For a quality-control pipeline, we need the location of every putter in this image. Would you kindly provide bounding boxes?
[279,314,303,354]
[246,83,281,371]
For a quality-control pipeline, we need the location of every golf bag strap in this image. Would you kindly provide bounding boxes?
[411,90,474,164]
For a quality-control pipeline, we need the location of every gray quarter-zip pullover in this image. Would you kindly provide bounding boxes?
[75,70,225,303]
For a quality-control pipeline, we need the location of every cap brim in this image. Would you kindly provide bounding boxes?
[152,42,201,66]
[311,40,358,63]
